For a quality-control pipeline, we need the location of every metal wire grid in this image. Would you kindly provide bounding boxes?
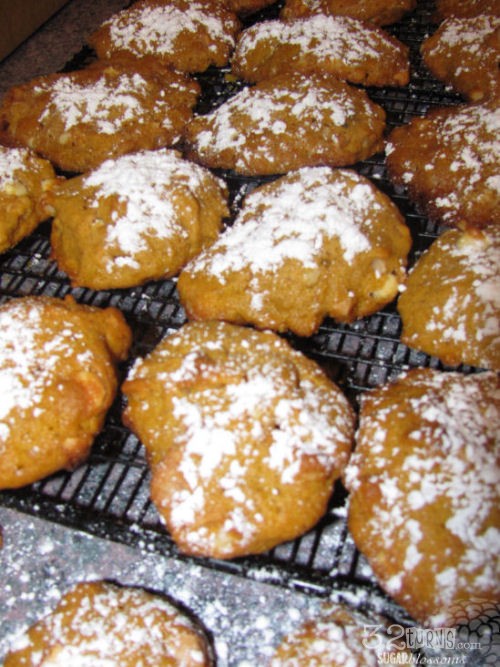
[0,0,473,613]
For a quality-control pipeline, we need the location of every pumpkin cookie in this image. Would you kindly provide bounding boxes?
[178,167,411,336]
[184,72,386,176]
[47,149,228,290]
[344,368,500,627]
[280,0,417,26]
[232,15,409,86]
[123,320,355,559]
[0,56,200,173]
[0,295,131,489]
[398,225,500,371]
[4,580,212,666]
[421,15,500,102]
[88,0,240,73]
[0,145,57,253]
[385,100,500,229]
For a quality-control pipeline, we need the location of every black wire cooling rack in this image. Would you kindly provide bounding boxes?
[0,0,474,622]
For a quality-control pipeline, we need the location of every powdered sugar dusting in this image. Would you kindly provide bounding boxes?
[189,75,378,172]
[36,72,161,135]
[184,167,376,281]
[0,299,92,441]
[235,14,405,78]
[82,149,222,272]
[7,582,207,665]
[386,102,500,226]
[126,323,354,556]
[426,14,499,57]
[0,147,36,189]
[345,369,500,625]
[401,225,500,367]
[104,2,236,57]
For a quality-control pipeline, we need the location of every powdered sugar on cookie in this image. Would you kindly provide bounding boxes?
[186,168,377,280]
[233,14,409,85]
[0,300,91,440]
[104,2,236,57]
[345,369,500,626]
[36,72,169,135]
[82,149,224,272]
[123,321,354,559]
[0,147,35,189]
[385,101,500,227]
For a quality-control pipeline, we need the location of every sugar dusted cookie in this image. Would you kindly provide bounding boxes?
[0,295,132,489]
[0,56,200,173]
[269,602,411,666]
[232,15,409,86]
[47,149,228,290]
[398,225,500,371]
[4,580,212,666]
[421,15,500,102]
[184,72,386,176]
[385,100,500,229]
[280,0,417,26]
[344,368,500,628]
[434,0,500,20]
[122,320,355,559]
[88,0,241,73]
[0,145,57,254]
[178,167,411,336]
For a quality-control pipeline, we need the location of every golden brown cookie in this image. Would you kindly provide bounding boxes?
[47,149,228,290]
[4,580,212,666]
[122,320,355,559]
[434,0,500,20]
[88,0,241,73]
[226,0,277,14]
[0,145,58,254]
[178,167,411,336]
[385,100,500,229]
[0,56,200,173]
[268,602,411,666]
[0,295,132,489]
[280,0,417,26]
[398,225,500,371]
[421,15,500,102]
[231,15,409,86]
[344,368,500,628]
[183,72,386,176]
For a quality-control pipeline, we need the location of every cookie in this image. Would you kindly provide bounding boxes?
[0,56,200,173]
[0,295,132,489]
[385,100,500,229]
[421,15,500,102]
[398,225,500,371]
[344,368,500,627]
[4,580,212,666]
[231,15,410,86]
[178,167,411,336]
[269,602,411,666]
[88,0,240,73]
[47,149,228,290]
[434,0,500,20]
[280,0,417,26]
[0,145,58,254]
[183,72,386,176]
[122,320,355,559]
[226,0,278,14]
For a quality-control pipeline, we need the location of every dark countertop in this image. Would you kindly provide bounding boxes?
[0,0,126,99]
